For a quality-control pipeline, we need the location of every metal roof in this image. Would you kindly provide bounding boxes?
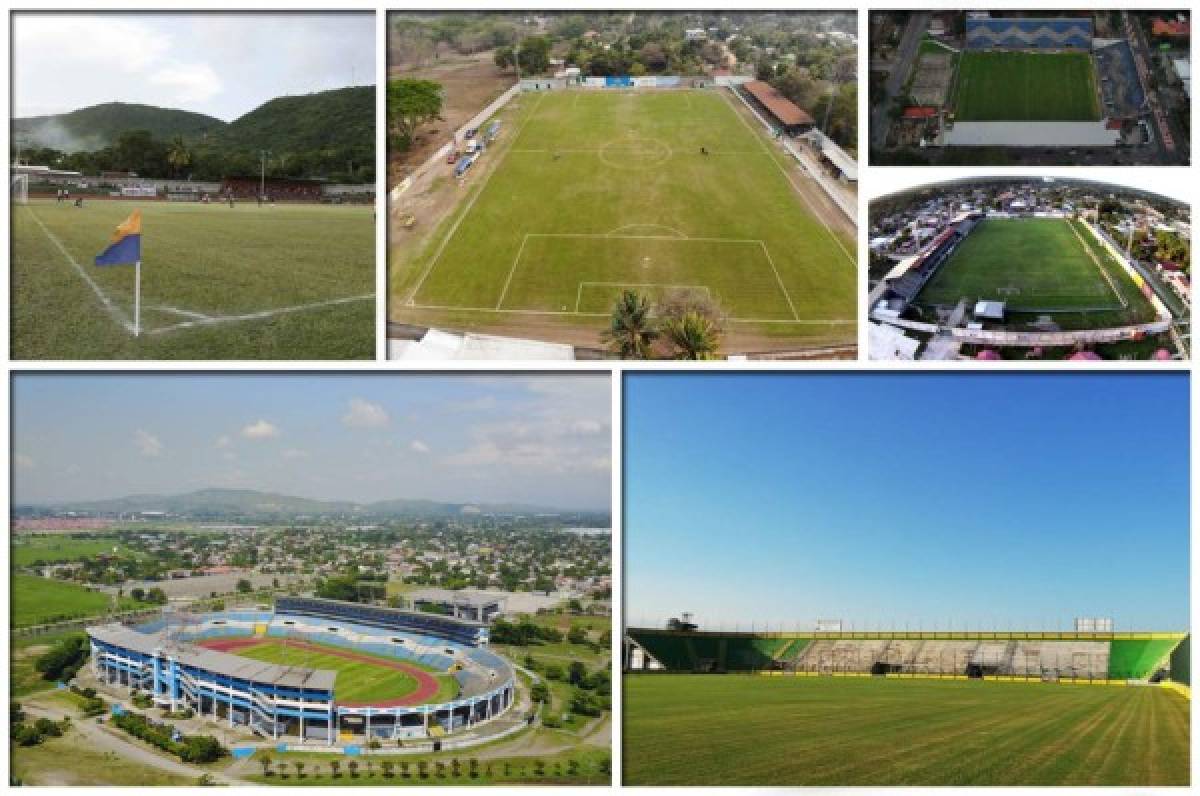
[743,80,814,127]
[87,624,337,691]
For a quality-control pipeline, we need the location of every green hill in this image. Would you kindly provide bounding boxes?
[217,85,374,155]
[13,102,225,152]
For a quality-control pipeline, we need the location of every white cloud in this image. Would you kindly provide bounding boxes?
[147,62,222,104]
[134,429,163,457]
[409,440,430,454]
[214,435,231,449]
[571,419,605,436]
[241,419,279,440]
[14,453,35,470]
[342,398,389,429]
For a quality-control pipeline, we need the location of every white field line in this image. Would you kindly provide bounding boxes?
[574,282,711,312]
[151,305,214,320]
[494,234,532,310]
[25,207,137,334]
[526,232,763,244]
[1067,219,1128,309]
[758,241,800,321]
[145,294,374,335]
[605,223,687,237]
[406,302,854,325]
[719,89,856,269]
[405,91,547,307]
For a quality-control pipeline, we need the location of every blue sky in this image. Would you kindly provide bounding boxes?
[625,373,1190,631]
[12,374,610,510]
[14,13,375,120]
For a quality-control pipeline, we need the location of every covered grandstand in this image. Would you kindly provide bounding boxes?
[740,81,815,135]
[87,597,515,742]
[965,17,1093,50]
[626,627,1188,682]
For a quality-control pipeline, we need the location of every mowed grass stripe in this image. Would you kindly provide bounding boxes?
[955,51,1100,121]
[410,90,855,325]
[623,675,1188,785]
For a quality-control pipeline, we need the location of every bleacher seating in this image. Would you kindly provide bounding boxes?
[966,18,1093,50]
[275,597,485,646]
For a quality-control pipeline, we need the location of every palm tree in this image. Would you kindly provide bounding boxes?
[663,310,720,360]
[294,761,305,779]
[347,760,359,778]
[329,760,341,778]
[260,755,273,777]
[167,136,192,179]
[276,761,289,779]
[602,290,658,359]
[381,760,395,778]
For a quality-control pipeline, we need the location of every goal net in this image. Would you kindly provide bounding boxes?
[11,173,28,205]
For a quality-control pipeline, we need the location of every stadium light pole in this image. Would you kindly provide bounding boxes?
[260,150,271,199]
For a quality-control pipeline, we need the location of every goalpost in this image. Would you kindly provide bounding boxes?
[11,173,28,205]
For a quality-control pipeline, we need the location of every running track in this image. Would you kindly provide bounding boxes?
[196,637,444,707]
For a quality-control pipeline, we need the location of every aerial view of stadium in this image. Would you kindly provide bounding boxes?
[870,10,1191,165]
[868,176,1190,360]
[623,372,1190,786]
[388,12,858,360]
[9,13,376,360]
[9,373,614,786]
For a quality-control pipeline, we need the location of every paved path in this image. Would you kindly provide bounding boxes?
[871,12,930,151]
[23,702,247,785]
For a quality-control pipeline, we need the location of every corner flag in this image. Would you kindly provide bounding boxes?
[94,210,144,336]
[95,210,142,266]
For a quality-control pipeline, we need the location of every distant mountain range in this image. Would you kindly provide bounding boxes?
[13,85,374,157]
[16,488,605,520]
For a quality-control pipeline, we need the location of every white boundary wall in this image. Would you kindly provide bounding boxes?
[1082,220,1173,321]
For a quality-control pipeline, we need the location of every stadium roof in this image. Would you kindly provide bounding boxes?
[87,623,337,690]
[903,106,939,119]
[975,300,1006,320]
[743,81,814,127]
[944,121,1119,147]
[411,588,506,608]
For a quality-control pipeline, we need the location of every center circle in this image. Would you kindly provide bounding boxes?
[599,137,671,170]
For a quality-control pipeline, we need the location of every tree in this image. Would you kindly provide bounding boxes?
[382,760,395,778]
[494,46,516,73]
[329,760,341,778]
[146,587,168,605]
[294,761,305,779]
[35,634,89,682]
[662,310,721,360]
[567,660,588,686]
[166,135,191,178]
[602,290,658,359]
[131,587,146,601]
[387,79,444,153]
[567,625,588,645]
[260,755,273,776]
[517,36,551,75]
[348,760,359,778]
[236,578,253,594]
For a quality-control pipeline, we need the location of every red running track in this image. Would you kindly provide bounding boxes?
[196,636,444,707]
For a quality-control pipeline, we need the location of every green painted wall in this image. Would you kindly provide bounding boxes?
[1169,635,1189,685]
[1107,639,1182,679]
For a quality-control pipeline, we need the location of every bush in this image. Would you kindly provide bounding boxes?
[81,697,106,718]
[34,634,89,683]
[11,723,42,747]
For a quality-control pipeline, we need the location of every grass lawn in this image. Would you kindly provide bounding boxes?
[10,574,144,628]
[11,535,132,566]
[9,727,198,786]
[916,218,1157,324]
[623,675,1189,785]
[954,51,1100,121]
[10,631,83,696]
[11,199,374,359]
[392,89,855,347]
[227,639,458,704]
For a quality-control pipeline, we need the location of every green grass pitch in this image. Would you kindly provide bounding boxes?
[227,639,458,705]
[953,51,1100,121]
[396,90,856,337]
[11,200,375,359]
[11,536,132,566]
[623,675,1189,785]
[916,218,1157,322]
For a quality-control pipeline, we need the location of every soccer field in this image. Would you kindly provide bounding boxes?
[953,51,1100,121]
[623,675,1190,785]
[916,218,1157,324]
[200,638,458,706]
[393,89,856,346]
[11,200,375,359]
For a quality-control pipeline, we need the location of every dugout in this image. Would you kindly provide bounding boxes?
[742,81,815,135]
